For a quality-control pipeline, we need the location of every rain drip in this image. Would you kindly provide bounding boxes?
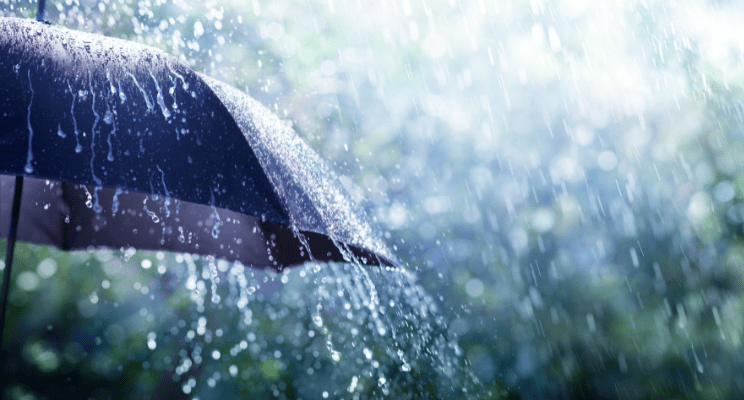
[168,67,188,91]
[143,197,160,223]
[168,73,179,110]
[127,72,153,111]
[112,187,122,215]
[105,100,116,162]
[82,185,93,208]
[167,67,188,112]
[24,69,34,174]
[89,76,103,214]
[312,269,342,362]
[149,69,171,119]
[67,82,82,153]
[291,225,316,261]
[149,176,159,201]
[117,80,127,102]
[156,165,171,217]
[210,191,221,239]
[106,111,116,161]
[106,69,115,96]
[183,254,199,297]
[208,255,220,304]
[56,123,66,138]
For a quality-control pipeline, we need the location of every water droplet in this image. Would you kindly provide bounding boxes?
[103,109,113,124]
[83,186,93,208]
[112,188,122,215]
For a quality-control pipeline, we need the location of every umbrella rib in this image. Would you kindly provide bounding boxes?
[0,176,24,350]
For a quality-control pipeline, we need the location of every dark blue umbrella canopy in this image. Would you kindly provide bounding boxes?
[0,17,396,270]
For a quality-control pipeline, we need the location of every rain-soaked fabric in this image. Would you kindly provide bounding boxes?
[204,77,397,265]
[0,17,286,223]
[0,17,395,268]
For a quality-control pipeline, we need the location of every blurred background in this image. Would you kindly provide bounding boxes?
[3,0,744,398]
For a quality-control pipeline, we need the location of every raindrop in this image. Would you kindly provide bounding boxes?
[103,109,113,124]
[57,123,66,138]
[83,186,93,208]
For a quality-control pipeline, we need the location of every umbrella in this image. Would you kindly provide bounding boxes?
[0,16,396,348]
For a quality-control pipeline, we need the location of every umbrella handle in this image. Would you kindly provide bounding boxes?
[0,176,24,351]
[36,0,46,22]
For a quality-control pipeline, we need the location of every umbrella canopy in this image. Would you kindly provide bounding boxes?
[0,16,396,270]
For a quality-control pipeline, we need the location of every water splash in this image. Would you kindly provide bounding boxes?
[149,69,171,119]
[156,165,171,217]
[24,69,34,174]
[210,191,221,239]
[67,82,82,153]
[127,72,153,111]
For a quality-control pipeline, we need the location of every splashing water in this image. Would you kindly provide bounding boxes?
[158,259,478,398]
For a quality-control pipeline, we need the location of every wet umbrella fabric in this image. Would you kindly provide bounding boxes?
[0,17,396,342]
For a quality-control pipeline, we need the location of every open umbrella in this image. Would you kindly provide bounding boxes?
[0,15,396,348]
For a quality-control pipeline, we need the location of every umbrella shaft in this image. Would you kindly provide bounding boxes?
[0,176,23,349]
[36,0,45,22]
